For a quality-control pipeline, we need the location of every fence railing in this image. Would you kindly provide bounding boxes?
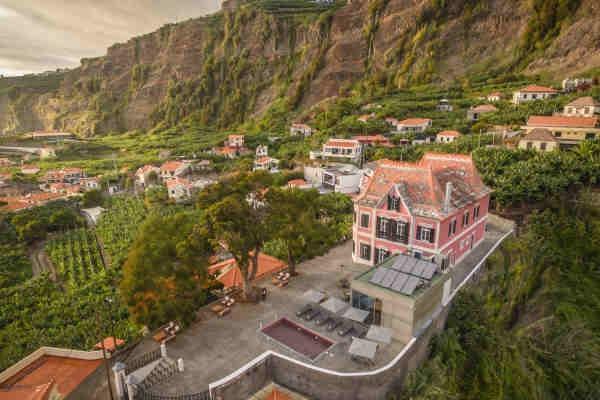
[125,348,162,375]
[134,388,210,400]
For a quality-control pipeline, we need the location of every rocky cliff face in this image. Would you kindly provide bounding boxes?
[1,0,599,136]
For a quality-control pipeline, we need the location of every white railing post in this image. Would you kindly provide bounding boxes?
[125,375,138,400]
[178,358,185,372]
[112,362,127,399]
[160,342,167,358]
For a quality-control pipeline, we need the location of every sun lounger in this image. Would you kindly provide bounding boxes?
[351,324,368,338]
[315,313,332,326]
[296,304,313,317]
[338,321,354,337]
[327,317,343,331]
[304,308,321,321]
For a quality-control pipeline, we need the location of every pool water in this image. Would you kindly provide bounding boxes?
[262,317,334,360]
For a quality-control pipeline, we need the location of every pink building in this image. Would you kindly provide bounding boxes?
[352,153,491,269]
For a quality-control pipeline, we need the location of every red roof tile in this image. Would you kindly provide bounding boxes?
[358,152,489,218]
[160,161,185,172]
[437,130,461,137]
[518,85,558,93]
[324,139,361,148]
[208,253,287,289]
[527,115,598,128]
[522,128,557,142]
[397,118,431,125]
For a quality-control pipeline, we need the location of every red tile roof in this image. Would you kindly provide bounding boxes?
[470,104,497,113]
[0,381,55,400]
[291,123,310,129]
[518,85,558,93]
[324,139,361,148]
[527,115,599,128]
[160,161,185,172]
[358,152,489,218]
[208,253,287,289]
[397,118,432,125]
[0,356,102,399]
[566,96,599,107]
[437,130,461,137]
[287,179,307,187]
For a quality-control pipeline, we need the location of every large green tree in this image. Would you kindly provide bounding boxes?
[266,187,321,275]
[120,212,211,327]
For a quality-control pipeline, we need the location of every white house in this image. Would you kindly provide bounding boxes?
[253,156,280,173]
[436,130,461,143]
[391,118,432,134]
[304,164,364,194]
[562,78,593,92]
[487,92,503,102]
[437,99,453,112]
[512,85,558,104]
[159,161,190,180]
[256,145,268,157]
[80,177,100,191]
[320,138,363,161]
[290,123,312,137]
[135,165,160,187]
[563,97,600,117]
[166,177,192,202]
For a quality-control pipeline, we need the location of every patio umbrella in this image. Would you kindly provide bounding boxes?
[321,297,349,314]
[342,307,370,323]
[365,325,393,345]
[302,289,326,304]
[348,337,378,360]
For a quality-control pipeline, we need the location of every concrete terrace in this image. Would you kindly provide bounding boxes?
[134,216,512,396]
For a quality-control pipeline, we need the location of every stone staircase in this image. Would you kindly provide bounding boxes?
[136,357,179,392]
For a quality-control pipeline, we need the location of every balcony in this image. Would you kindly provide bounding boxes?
[376,218,409,244]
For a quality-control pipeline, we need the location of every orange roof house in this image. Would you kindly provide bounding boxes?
[208,253,287,289]
[0,347,104,400]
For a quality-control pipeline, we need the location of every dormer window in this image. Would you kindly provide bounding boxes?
[387,195,400,211]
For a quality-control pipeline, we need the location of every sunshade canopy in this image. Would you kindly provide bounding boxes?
[348,338,378,360]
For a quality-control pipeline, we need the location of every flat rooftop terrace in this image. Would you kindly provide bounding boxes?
[132,217,511,395]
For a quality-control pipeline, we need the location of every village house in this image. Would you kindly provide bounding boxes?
[304,163,364,194]
[135,165,160,187]
[563,97,600,117]
[20,164,40,175]
[518,128,559,152]
[352,153,491,268]
[436,99,453,112]
[436,130,461,143]
[562,77,593,92]
[197,159,212,170]
[316,138,363,162]
[159,160,191,180]
[390,118,432,134]
[352,134,393,147]
[227,134,245,148]
[166,177,193,202]
[290,123,312,137]
[522,115,600,147]
[467,104,497,121]
[213,146,239,159]
[253,156,280,173]
[41,167,83,184]
[0,158,14,167]
[358,113,376,123]
[486,92,503,102]
[79,176,100,191]
[0,172,11,187]
[256,145,268,157]
[512,85,558,104]
[49,182,81,196]
[286,178,312,190]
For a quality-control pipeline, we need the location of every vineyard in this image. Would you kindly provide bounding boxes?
[46,228,105,287]
[96,197,147,268]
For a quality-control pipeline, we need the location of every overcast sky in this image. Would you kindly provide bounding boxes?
[0,0,221,76]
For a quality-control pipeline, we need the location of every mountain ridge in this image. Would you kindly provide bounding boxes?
[1,0,599,136]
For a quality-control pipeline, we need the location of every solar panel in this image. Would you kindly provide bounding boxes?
[400,257,418,273]
[369,267,388,285]
[421,264,437,280]
[412,261,427,278]
[381,269,399,288]
[390,256,407,271]
[391,273,409,292]
[401,276,420,295]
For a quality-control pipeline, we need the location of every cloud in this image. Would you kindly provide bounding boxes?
[0,0,221,76]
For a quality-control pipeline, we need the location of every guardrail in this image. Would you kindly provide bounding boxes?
[125,348,162,375]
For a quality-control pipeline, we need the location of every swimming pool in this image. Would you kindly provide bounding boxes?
[262,317,334,360]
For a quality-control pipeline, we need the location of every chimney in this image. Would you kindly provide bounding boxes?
[443,182,452,213]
